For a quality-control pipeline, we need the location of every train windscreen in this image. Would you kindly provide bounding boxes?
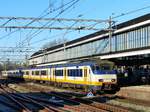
[91,65,115,74]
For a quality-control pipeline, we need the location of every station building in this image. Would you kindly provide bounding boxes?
[29,13,150,67]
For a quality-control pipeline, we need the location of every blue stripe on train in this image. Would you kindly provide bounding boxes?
[93,70,116,74]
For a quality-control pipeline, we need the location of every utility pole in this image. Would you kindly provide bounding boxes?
[42,48,48,63]
[108,16,114,52]
[62,33,67,60]
[25,54,29,67]
[4,61,6,71]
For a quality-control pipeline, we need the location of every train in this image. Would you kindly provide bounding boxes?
[117,66,150,86]
[1,61,117,92]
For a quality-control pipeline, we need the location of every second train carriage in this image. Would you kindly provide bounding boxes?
[2,61,117,91]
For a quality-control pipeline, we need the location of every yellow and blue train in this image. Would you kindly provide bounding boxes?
[2,61,117,91]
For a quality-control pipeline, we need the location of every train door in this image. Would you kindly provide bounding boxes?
[29,70,31,79]
[48,68,51,81]
[26,70,30,79]
[39,70,42,80]
[52,68,56,82]
[64,68,67,81]
[84,67,88,84]
[31,71,33,79]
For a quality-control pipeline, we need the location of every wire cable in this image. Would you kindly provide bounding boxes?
[19,0,80,48]
[113,5,150,19]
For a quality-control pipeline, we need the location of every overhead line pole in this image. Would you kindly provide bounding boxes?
[107,16,115,52]
[109,16,112,52]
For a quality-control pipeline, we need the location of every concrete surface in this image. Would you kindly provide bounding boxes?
[116,85,150,102]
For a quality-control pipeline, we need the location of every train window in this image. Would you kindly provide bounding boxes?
[91,65,100,74]
[78,69,83,77]
[74,69,77,76]
[70,70,73,76]
[16,72,19,75]
[10,72,13,75]
[92,65,100,71]
[68,69,73,76]
[41,70,47,75]
[26,71,29,75]
[68,70,70,76]
[55,70,63,76]
[101,65,111,70]
[32,71,35,75]
[74,69,78,76]
[68,69,70,76]
[89,70,91,74]
[68,69,82,77]
[71,69,74,76]
[35,71,39,75]
[22,71,24,75]
[73,70,76,76]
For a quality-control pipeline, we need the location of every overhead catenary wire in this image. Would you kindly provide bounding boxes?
[0,0,80,62]
[28,16,105,46]
[23,0,80,39]
[22,0,77,27]
[0,2,150,41]
[0,6,50,40]
[16,0,79,46]
[26,3,150,47]
[0,0,71,50]
[0,25,99,30]
[30,30,73,45]
[0,16,106,23]
[0,1,54,62]
[0,0,76,41]
[19,0,80,48]
[113,5,150,19]
[1,1,150,63]
[29,22,108,46]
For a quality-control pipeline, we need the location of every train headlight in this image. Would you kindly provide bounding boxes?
[111,79,116,82]
[99,79,103,82]
[124,73,128,77]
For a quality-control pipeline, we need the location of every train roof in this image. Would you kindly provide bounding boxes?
[20,61,98,70]
[31,13,150,57]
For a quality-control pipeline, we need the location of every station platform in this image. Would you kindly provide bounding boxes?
[116,85,150,102]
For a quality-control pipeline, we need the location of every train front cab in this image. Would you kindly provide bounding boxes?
[90,65,117,91]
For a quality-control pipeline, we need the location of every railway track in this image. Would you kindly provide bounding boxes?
[25,91,108,112]
[0,84,64,112]
[0,83,132,112]
[0,84,108,112]
[47,91,131,112]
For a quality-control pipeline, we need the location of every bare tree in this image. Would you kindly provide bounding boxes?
[41,37,68,49]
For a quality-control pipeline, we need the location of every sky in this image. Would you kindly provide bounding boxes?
[0,0,150,62]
